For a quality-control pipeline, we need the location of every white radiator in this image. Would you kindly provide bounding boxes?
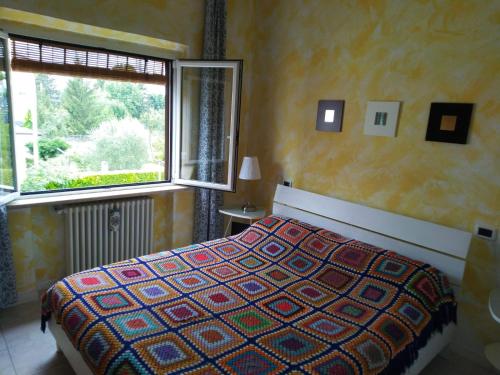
[61,197,154,274]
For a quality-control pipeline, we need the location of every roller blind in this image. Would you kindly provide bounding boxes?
[10,35,169,84]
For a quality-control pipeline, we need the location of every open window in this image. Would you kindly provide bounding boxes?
[172,60,242,192]
[0,33,243,201]
[0,33,18,204]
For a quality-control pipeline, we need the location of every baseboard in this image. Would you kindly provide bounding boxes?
[12,279,58,307]
[445,334,492,370]
[14,289,38,305]
[37,279,58,293]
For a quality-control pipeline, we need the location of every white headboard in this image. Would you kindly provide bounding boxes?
[272,185,471,288]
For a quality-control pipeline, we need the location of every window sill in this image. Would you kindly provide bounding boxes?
[7,183,190,209]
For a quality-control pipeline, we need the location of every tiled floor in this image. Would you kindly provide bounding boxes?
[0,301,74,375]
[0,301,498,375]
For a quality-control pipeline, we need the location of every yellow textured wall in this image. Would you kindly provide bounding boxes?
[224,0,257,208]
[247,0,500,355]
[0,0,204,55]
[8,206,64,299]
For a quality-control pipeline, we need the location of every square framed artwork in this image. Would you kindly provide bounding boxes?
[363,101,401,137]
[425,102,473,144]
[316,100,344,132]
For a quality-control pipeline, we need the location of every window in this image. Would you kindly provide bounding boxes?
[2,35,242,197]
[9,36,170,193]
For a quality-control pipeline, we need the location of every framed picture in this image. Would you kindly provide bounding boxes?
[363,101,401,137]
[316,100,344,132]
[425,103,473,144]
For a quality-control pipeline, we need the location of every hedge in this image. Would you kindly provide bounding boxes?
[0,169,14,186]
[44,171,164,190]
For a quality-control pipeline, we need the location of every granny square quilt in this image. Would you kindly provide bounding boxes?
[42,215,456,374]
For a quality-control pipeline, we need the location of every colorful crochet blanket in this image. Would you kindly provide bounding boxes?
[41,215,456,374]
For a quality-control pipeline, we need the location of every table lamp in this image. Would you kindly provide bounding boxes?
[239,156,261,212]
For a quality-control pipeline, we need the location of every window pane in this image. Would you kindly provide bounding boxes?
[178,66,234,186]
[10,72,166,192]
[0,38,16,194]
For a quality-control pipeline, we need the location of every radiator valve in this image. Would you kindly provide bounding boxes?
[109,208,121,232]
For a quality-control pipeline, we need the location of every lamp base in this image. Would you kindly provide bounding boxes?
[241,202,256,213]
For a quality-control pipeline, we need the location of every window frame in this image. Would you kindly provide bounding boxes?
[0,31,19,205]
[171,59,243,192]
[8,34,174,196]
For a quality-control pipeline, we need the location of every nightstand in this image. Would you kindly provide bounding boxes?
[485,289,500,370]
[219,207,266,236]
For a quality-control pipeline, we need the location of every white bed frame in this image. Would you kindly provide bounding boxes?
[49,185,472,374]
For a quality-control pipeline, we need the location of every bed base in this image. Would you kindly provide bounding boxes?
[49,318,92,375]
[49,318,456,375]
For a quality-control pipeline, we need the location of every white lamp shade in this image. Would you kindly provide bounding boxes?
[239,156,261,180]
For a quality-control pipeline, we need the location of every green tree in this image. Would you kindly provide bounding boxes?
[35,74,66,136]
[104,82,146,120]
[140,109,164,132]
[36,74,59,102]
[147,93,165,111]
[141,93,165,133]
[108,99,128,120]
[102,81,165,133]
[62,78,107,135]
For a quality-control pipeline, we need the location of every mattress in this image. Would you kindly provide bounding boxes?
[41,215,456,374]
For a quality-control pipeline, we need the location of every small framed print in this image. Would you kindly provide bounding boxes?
[364,101,401,137]
[316,100,344,132]
[425,103,473,144]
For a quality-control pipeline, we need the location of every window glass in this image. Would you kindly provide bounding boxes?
[179,66,233,184]
[11,72,166,192]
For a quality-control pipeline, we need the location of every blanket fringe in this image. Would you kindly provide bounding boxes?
[40,288,53,333]
[40,312,51,333]
[381,302,457,375]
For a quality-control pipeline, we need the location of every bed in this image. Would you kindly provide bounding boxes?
[41,185,472,374]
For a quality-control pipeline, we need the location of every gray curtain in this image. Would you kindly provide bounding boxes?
[193,0,227,243]
[0,205,16,308]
